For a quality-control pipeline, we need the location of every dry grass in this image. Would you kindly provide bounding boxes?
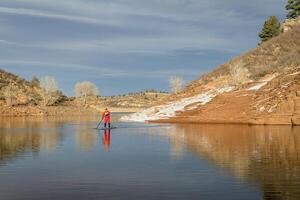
[188,25,300,90]
[0,69,41,105]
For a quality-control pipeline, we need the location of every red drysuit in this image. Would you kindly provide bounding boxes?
[102,111,111,123]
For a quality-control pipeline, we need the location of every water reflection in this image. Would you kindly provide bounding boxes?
[74,124,97,151]
[164,125,300,200]
[0,127,64,166]
[1,116,299,199]
[102,129,111,151]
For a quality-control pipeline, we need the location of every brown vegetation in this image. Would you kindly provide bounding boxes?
[187,25,300,93]
[151,25,300,125]
[0,69,41,106]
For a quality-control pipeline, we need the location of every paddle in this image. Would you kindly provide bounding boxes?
[96,119,103,129]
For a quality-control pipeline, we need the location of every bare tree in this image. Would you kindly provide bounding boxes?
[169,76,185,94]
[74,81,99,105]
[230,64,250,85]
[40,76,60,106]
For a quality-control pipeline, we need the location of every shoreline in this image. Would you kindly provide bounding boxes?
[2,109,299,126]
[0,105,142,117]
[149,118,300,126]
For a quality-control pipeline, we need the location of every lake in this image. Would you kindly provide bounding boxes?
[0,114,299,200]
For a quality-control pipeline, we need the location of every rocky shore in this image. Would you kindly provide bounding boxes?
[150,68,300,125]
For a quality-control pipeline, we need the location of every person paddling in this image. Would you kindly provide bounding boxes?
[102,108,111,128]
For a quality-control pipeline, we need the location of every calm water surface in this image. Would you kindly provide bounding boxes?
[0,115,299,200]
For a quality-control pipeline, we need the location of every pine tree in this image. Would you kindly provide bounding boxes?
[286,0,300,19]
[259,16,281,43]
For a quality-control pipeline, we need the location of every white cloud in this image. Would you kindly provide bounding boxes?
[0,0,284,54]
[0,0,286,94]
[0,39,19,45]
[0,59,95,70]
[0,31,236,54]
[0,6,120,26]
[0,58,203,78]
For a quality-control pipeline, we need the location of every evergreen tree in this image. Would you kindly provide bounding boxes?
[259,16,281,43]
[286,0,300,19]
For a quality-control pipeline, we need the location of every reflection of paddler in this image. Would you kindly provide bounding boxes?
[102,129,110,151]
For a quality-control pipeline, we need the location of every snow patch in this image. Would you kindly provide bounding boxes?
[247,82,269,91]
[121,86,235,122]
[239,94,254,97]
[268,105,277,113]
[259,106,265,112]
[247,74,277,91]
[288,71,300,76]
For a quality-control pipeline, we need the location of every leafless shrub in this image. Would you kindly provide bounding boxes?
[40,76,60,106]
[169,76,185,94]
[74,81,99,105]
[229,63,250,85]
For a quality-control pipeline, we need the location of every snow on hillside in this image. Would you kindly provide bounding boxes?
[247,74,277,91]
[121,86,235,122]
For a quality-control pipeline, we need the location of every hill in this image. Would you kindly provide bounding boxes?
[0,69,169,116]
[0,69,41,105]
[122,25,300,125]
[0,69,69,116]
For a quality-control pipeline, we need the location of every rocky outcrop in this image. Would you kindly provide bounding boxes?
[283,16,300,32]
[252,69,300,125]
[156,68,300,125]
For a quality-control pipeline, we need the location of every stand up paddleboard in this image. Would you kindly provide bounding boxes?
[96,127,117,130]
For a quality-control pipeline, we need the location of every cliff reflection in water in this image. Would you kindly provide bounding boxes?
[166,125,300,200]
[0,117,66,166]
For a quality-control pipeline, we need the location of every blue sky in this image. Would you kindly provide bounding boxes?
[0,0,286,96]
